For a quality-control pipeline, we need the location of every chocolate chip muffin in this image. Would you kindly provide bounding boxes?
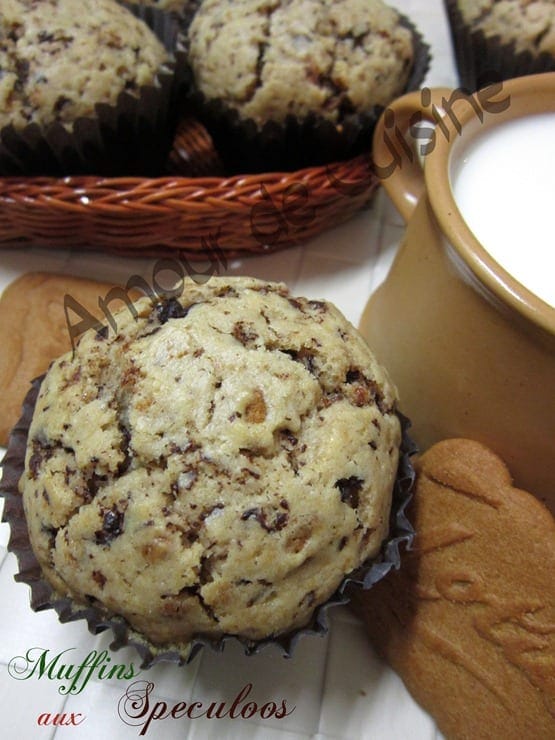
[184,0,428,172]
[445,0,555,90]
[18,277,401,657]
[0,0,169,132]
[458,0,555,55]
[187,0,414,126]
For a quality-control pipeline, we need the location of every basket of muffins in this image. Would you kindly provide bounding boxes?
[0,0,430,257]
[0,273,416,665]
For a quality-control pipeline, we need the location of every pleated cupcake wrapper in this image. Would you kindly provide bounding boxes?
[181,13,431,174]
[444,0,555,93]
[1,375,416,669]
[0,4,192,177]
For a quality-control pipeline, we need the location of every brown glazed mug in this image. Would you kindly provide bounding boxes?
[360,73,555,513]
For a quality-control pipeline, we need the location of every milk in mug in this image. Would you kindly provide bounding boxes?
[450,112,555,309]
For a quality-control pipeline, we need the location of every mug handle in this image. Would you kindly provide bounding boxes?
[372,88,454,222]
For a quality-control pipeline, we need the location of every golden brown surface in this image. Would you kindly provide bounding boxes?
[350,438,555,740]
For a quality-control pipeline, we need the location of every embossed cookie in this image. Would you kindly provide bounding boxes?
[350,438,555,740]
[19,276,401,657]
[0,272,139,446]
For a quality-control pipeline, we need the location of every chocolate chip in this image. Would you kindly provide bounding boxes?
[95,506,124,545]
[282,347,317,375]
[37,31,55,43]
[274,512,289,530]
[280,430,298,447]
[117,423,132,476]
[28,439,54,480]
[241,507,289,532]
[155,298,194,325]
[335,477,364,509]
[346,368,363,383]
[96,325,109,340]
[14,58,29,91]
[307,300,327,312]
[288,298,304,311]
[53,95,71,114]
[84,472,107,502]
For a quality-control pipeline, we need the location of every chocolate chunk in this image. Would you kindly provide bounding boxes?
[53,95,71,114]
[241,506,289,532]
[280,430,298,447]
[155,299,194,325]
[28,439,54,480]
[95,506,124,545]
[84,472,107,502]
[14,58,30,91]
[282,347,317,375]
[307,300,327,312]
[95,324,109,340]
[37,31,55,43]
[117,422,132,476]
[335,477,364,509]
[346,368,363,383]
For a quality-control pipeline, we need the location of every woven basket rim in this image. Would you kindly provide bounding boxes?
[0,151,375,195]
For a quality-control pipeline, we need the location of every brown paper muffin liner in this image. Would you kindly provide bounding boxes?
[181,13,431,174]
[0,4,192,177]
[444,0,555,92]
[1,375,416,668]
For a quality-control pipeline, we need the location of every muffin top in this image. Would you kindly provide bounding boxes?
[458,0,555,56]
[20,276,401,655]
[0,0,169,131]
[187,0,414,125]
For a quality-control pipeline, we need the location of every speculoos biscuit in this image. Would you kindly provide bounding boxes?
[350,438,555,740]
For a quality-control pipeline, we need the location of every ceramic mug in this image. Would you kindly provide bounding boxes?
[360,73,555,513]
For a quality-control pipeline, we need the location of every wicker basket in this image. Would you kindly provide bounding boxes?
[0,117,379,260]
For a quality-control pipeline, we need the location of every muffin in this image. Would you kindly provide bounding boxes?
[445,0,555,91]
[185,0,429,172]
[0,0,182,175]
[14,277,403,661]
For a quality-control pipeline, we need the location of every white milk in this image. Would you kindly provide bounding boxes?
[450,112,555,308]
